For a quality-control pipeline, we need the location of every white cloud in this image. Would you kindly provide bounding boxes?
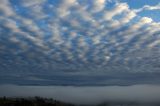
[92,0,106,13]
[134,3,160,13]
[0,0,160,85]
[148,40,160,48]
[57,0,78,18]
[20,0,46,7]
[119,10,136,24]
[140,17,153,23]
[103,3,129,20]
[20,0,47,19]
[0,0,15,16]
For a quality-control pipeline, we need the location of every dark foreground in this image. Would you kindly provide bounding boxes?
[0,97,74,106]
[0,97,160,106]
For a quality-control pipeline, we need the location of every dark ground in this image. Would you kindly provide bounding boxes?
[1,97,160,106]
[0,97,75,106]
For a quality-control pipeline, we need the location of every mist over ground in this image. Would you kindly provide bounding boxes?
[0,85,160,105]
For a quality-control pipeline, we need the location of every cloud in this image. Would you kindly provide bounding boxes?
[0,0,15,16]
[119,10,136,24]
[103,3,129,20]
[19,0,47,19]
[20,0,46,7]
[1,85,160,104]
[140,17,153,23]
[56,0,78,18]
[91,0,106,13]
[0,0,160,85]
[134,3,160,13]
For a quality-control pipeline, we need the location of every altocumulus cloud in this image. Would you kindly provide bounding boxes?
[0,0,160,86]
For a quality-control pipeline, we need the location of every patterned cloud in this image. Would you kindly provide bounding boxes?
[0,0,160,86]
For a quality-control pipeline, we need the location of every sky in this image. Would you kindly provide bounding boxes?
[0,0,160,86]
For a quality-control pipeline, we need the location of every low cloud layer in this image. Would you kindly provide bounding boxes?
[0,0,160,85]
[1,85,160,104]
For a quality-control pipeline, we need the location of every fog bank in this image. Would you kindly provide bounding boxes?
[0,85,160,104]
